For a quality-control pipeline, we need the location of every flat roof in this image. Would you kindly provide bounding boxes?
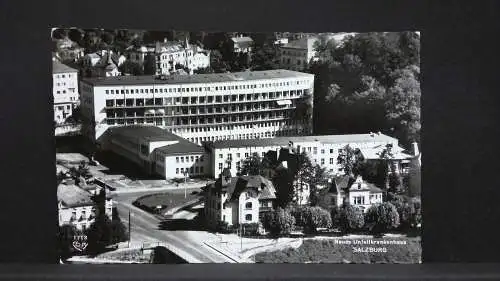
[81,69,314,87]
[210,133,397,149]
[52,60,78,74]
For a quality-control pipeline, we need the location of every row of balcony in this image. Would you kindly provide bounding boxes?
[106,116,293,127]
[105,95,307,109]
[105,106,296,118]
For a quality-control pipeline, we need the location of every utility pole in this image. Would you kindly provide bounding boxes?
[128,210,131,248]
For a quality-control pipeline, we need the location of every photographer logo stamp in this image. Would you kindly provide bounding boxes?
[72,234,88,252]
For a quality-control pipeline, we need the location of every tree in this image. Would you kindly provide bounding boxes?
[379,143,395,192]
[273,167,295,208]
[337,204,365,233]
[250,44,280,71]
[58,224,77,259]
[385,66,421,147]
[68,28,84,44]
[143,55,156,75]
[119,60,144,75]
[240,152,263,176]
[337,145,363,177]
[294,206,332,234]
[100,31,115,45]
[307,32,420,150]
[52,28,68,40]
[365,202,400,235]
[262,207,296,236]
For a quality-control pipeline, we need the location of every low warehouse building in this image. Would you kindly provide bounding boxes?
[99,125,209,179]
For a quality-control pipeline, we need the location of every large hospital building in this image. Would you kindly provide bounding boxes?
[79,69,314,146]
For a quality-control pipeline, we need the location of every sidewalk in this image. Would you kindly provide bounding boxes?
[200,233,303,261]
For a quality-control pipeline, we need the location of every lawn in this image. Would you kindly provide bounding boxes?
[133,192,201,215]
[253,236,421,264]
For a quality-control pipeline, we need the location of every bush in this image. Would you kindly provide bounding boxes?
[262,207,296,236]
[216,221,234,233]
[240,223,260,237]
[293,206,332,234]
[365,202,400,235]
[338,204,365,233]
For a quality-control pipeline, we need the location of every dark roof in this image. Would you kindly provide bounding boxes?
[154,141,205,155]
[211,133,397,149]
[106,125,205,155]
[81,69,313,86]
[107,125,181,142]
[52,60,78,74]
[212,175,276,201]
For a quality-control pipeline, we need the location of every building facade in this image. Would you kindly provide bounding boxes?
[279,37,319,71]
[53,59,79,124]
[231,36,254,54]
[99,125,209,179]
[57,183,113,231]
[207,133,412,179]
[127,39,210,76]
[79,69,314,145]
[204,174,276,229]
[330,175,384,213]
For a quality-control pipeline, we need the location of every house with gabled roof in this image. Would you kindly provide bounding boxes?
[328,175,383,212]
[204,169,276,229]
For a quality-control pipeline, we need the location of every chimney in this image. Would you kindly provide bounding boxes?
[412,142,419,156]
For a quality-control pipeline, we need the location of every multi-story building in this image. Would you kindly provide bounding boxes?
[99,125,209,179]
[207,132,413,179]
[127,39,210,76]
[79,69,314,145]
[57,183,113,231]
[230,36,254,54]
[204,172,276,230]
[53,58,79,124]
[279,37,319,71]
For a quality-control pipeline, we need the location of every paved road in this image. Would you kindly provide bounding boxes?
[113,188,237,263]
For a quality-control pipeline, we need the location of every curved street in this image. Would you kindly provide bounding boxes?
[112,186,240,263]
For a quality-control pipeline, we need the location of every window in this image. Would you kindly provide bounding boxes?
[330,158,334,164]
[354,196,365,205]
[245,214,252,221]
[245,202,252,209]
[321,159,325,165]
[245,153,249,158]
[313,147,317,154]
[181,157,184,163]
[218,163,223,170]
[219,154,223,159]
[236,153,240,158]
[321,149,325,154]
[330,149,334,153]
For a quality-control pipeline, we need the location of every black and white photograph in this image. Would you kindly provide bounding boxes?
[53,28,422,264]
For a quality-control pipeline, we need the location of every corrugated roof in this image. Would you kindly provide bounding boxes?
[211,133,397,149]
[57,184,94,208]
[52,60,78,74]
[81,69,313,86]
